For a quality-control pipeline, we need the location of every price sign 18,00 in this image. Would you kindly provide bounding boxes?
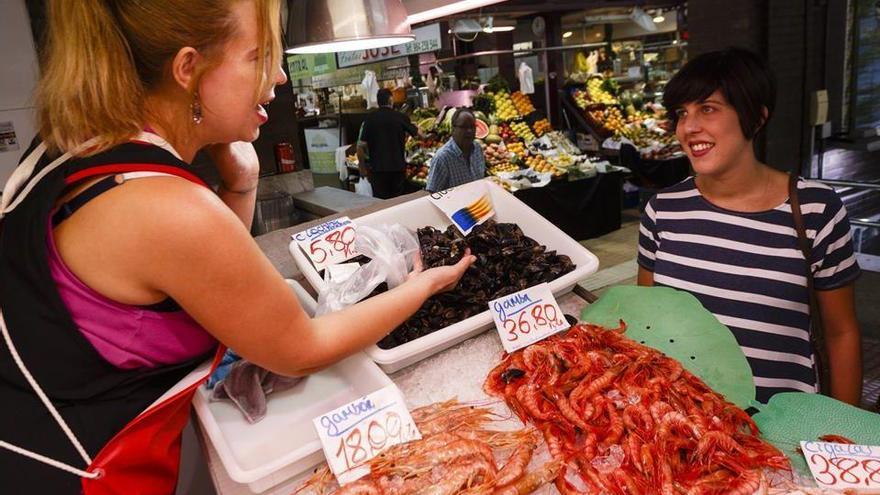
[314,384,421,485]
[292,216,360,272]
[490,282,570,353]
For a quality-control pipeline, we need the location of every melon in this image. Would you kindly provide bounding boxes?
[475,119,490,139]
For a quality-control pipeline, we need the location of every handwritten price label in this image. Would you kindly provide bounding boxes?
[292,216,359,272]
[490,283,570,353]
[314,384,421,485]
[801,441,880,490]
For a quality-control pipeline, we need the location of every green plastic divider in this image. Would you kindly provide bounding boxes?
[580,285,755,409]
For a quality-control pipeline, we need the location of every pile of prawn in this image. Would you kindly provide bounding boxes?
[484,322,792,495]
[297,400,560,495]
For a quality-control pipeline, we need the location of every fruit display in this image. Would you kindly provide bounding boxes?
[510,121,536,142]
[572,89,590,110]
[405,162,429,186]
[481,142,511,168]
[511,91,536,115]
[545,131,582,156]
[547,154,576,170]
[586,75,618,104]
[491,91,520,121]
[487,162,519,176]
[505,140,526,159]
[497,122,517,143]
[587,106,626,135]
[531,118,551,137]
[525,154,564,177]
[474,119,489,139]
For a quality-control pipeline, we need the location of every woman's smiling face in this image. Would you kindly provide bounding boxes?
[674,89,756,177]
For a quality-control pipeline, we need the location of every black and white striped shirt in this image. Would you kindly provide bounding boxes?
[638,177,860,403]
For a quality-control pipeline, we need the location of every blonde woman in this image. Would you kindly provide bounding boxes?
[0,1,473,492]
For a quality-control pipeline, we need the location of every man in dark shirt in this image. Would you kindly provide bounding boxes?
[356,89,418,199]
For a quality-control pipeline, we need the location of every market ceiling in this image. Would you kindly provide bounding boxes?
[465,0,685,18]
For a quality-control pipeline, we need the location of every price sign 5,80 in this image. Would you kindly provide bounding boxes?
[490,283,570,353]
[293,216,360,271]
[801,441,880,490]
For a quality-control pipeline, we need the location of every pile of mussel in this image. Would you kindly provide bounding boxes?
[378,220,575,349]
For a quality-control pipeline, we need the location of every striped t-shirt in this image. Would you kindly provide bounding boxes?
[638,177,860,403]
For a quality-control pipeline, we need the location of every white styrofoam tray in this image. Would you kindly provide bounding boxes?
[192,280,393,493]
[289,179,600,373]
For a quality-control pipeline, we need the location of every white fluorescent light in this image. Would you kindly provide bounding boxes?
[653,15,666,23]
[562,31,573,38]
[407,0,508,25]
[286,36,413,54]
[484,25,515,32]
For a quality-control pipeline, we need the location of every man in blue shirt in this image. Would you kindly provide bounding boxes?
[426,108,486,192]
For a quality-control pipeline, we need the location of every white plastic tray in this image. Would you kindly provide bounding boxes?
[192,280,393,493]
[290,180,600,373]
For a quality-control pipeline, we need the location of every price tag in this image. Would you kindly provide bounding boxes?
[313,384,421,485]
[490,283,570,353]
[292,217,359,272]
[428,181,495,235]
[801,441,880,490]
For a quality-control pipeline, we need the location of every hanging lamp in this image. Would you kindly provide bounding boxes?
[287,0,414,54]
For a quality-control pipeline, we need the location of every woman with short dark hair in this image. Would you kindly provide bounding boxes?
[638,47,862,405]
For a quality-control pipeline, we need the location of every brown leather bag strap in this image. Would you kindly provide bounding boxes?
[789,173,829,394]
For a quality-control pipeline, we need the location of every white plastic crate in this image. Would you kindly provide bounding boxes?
[192,280,393,492]
[290,180,600,373]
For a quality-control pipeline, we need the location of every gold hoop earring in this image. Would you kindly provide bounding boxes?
[191,92,203,125]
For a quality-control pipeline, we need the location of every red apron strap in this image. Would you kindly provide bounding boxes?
[65,164,209,188]
[81,345,226,495]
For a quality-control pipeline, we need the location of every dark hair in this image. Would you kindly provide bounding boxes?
[377,88,393,107]
[451,107,475,126]
[663,47,776,139]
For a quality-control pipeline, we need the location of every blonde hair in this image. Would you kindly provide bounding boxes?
[37,0,281,156]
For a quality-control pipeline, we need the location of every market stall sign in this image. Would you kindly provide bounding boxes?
[292,216,360,272]
[287,53,338,81]
[801,441,880,490]
[491,283,570,353]
[313,384,421,484]
[336,24,442,68]
[428,181,495,235]
[312,60,409,90]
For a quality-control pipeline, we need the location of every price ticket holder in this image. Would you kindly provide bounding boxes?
[313,384,421,485]
[292,216,360,272]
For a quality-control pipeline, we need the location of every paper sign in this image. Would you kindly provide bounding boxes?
[428,182,495,235]
[801,441,880,490]
[314,384,421,485]
[0,121,19,153]
[292,217,359,272]
[490,283,570,353]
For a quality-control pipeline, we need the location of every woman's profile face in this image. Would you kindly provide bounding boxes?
[197,0,287,143]
[674,89,753,177]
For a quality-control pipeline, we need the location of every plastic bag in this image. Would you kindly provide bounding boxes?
[315,224,419,316]
[355,177,373,197]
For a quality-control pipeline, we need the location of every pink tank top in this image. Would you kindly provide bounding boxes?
[46,215,217,370]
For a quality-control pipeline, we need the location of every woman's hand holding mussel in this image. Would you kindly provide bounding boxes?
[410,248,476,294]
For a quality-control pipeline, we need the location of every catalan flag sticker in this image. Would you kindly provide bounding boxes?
[450,194,494,232]
[428,181,496,235]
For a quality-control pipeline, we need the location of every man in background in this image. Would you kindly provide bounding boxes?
[357,88,418,199]
[426,108,486,193]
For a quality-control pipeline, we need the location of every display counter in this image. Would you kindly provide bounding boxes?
[513,171,623,241]
[195,191,595,494]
